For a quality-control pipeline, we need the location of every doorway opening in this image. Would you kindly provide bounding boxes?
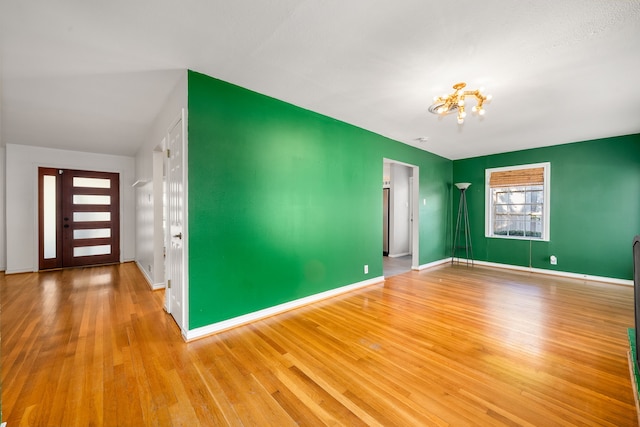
[38,168,120,270]
[382,159,419,277]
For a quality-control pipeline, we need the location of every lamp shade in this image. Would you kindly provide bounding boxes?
[455,182,471,190]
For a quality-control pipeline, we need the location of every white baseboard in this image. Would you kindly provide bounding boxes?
[150,282,166,290]
[471,260,633,286]
[4,268,33,275]
[184,276,385,341]
[388,252,411,258]
[416,257,452,270]
[135,261,165,290]
[414,257,632,286]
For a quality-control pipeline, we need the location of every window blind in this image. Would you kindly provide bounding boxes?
[489,167,544,187]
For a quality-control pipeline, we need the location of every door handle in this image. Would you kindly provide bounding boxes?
[173,232,182,239]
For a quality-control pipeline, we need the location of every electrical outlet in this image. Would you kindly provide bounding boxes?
[364,265,369,274]
[550,255,557,265]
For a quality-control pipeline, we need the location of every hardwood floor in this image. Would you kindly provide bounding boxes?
[1,262,637,426]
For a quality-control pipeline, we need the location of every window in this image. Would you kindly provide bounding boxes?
[485,162,550,241]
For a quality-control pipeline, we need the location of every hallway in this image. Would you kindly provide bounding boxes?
[382,254,412,277]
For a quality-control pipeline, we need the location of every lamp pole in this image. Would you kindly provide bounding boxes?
[452,183,474,266]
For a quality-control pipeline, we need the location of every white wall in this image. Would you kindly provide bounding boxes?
[1,72,5,271]
[389,163,411,257]
[5,144,136,273]
[135,70,187,287]
[0,146,6,271]
[136,180,155,281]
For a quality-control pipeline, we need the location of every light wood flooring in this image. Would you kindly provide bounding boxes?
[1,262,637,426]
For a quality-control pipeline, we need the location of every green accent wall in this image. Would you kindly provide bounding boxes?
[187,70,451,329]
[453,134,640,280]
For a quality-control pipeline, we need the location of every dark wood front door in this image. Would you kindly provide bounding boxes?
[39,168,120,269]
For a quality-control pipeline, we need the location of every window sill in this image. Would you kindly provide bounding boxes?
[485,234,549,242]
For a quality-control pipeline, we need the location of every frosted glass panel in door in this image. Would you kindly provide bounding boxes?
[43,175,57,259]
[73,228,111,239]
[73,195,111,205]
[74,245,111,257]
[73,177,111,188]
[73,212,111,222]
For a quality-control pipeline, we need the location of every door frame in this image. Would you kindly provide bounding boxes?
[382,187,390,256]
[151,144,166,291]
[164,109,188,336]
[33,163,125,272]
[38,167,121,270]
[383,158,419,270]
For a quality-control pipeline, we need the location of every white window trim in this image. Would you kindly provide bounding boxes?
[485,162,551,241]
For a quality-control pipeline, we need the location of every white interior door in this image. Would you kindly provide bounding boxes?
[167,113,186,331]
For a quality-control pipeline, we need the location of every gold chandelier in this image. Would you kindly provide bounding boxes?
[428,82,492,124]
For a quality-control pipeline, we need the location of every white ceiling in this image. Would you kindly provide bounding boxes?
[2,1,639,160]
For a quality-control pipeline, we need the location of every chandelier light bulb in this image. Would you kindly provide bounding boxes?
[458,100,465,106]
[471,106,478,112]
[486,94,493,102]
[460,111,467,118]
[479,108,485,116]
[457,117,464,124]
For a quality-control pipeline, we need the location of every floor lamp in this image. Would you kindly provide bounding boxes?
[452,182,474,266]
